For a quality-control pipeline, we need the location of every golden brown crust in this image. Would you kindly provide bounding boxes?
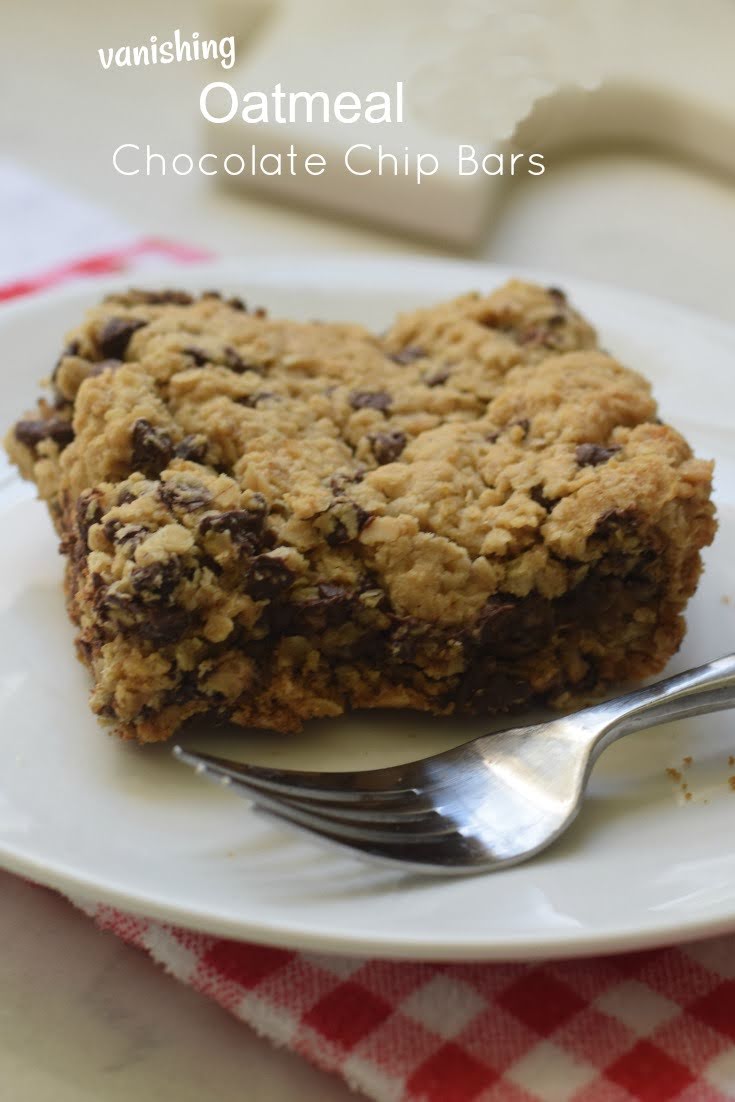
[6,281,716,742]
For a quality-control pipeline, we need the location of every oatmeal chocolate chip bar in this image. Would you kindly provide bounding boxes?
[6,282,716,743]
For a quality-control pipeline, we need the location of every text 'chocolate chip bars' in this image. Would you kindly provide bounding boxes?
[7,282,716,742]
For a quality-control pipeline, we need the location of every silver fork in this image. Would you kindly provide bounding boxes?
[173,654,735,875]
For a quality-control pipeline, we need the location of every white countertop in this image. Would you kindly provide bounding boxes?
[1,1,734,1099]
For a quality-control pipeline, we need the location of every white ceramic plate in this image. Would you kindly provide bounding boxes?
[0,256,733,962]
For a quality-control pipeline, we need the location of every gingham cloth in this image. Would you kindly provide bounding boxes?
[4,162,735,1102]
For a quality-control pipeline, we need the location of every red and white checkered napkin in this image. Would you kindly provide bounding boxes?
[73,904,735,1102]
[4,162,735,1102]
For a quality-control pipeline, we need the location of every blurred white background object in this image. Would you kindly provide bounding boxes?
[2,0,733,317]
[203,0,735,244]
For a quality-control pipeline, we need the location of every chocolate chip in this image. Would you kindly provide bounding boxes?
[575,661,599,694]
[424,368,450,387]
[370,430,407,465]
[184,346,209,367]
[224,345,262,374]
[471,597,521,647]
[98,317,147,359]
[249,555,294,600]
[286,583,357,632]
[469,594,553,657]
[456,666,531,712]
[104,521,149,549]
[547,286,567,304]
[530,485,560,512]
[389,346,425,365]
[262,601,298,635]
[76,493,103,542]
[174,435,208,463]
[485,429,501,444]
[51,340,81,385]
[594,507,639,534]
[130,558,182,599]
[138,606,194,644]
[187,344,262,375]
[61,339,81,359]
[329,470,364,493]
[199,552,223,577]
[130,419,173,478]
[315,501,372,545]
[162,669,202,708]
[513,418,530,438]
[198,504,269,551]
[576,443,622,467]
[158,480,212,512]
[14,417,74,451]
[338,629,387,663]
[349,390,392,413]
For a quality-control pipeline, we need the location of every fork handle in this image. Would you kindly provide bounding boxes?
[585,653,735,758]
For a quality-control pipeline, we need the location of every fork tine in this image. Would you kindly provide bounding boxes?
[280,796,454,833]
[256,803,487,874]
[255,787,456,844]
[173,747,433,812]
[174,748,457,841]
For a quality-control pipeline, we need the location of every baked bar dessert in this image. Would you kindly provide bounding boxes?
[7,281,716,742]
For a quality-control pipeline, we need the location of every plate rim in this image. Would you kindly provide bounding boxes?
[6,841,735,963]
[4,252,735,342]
